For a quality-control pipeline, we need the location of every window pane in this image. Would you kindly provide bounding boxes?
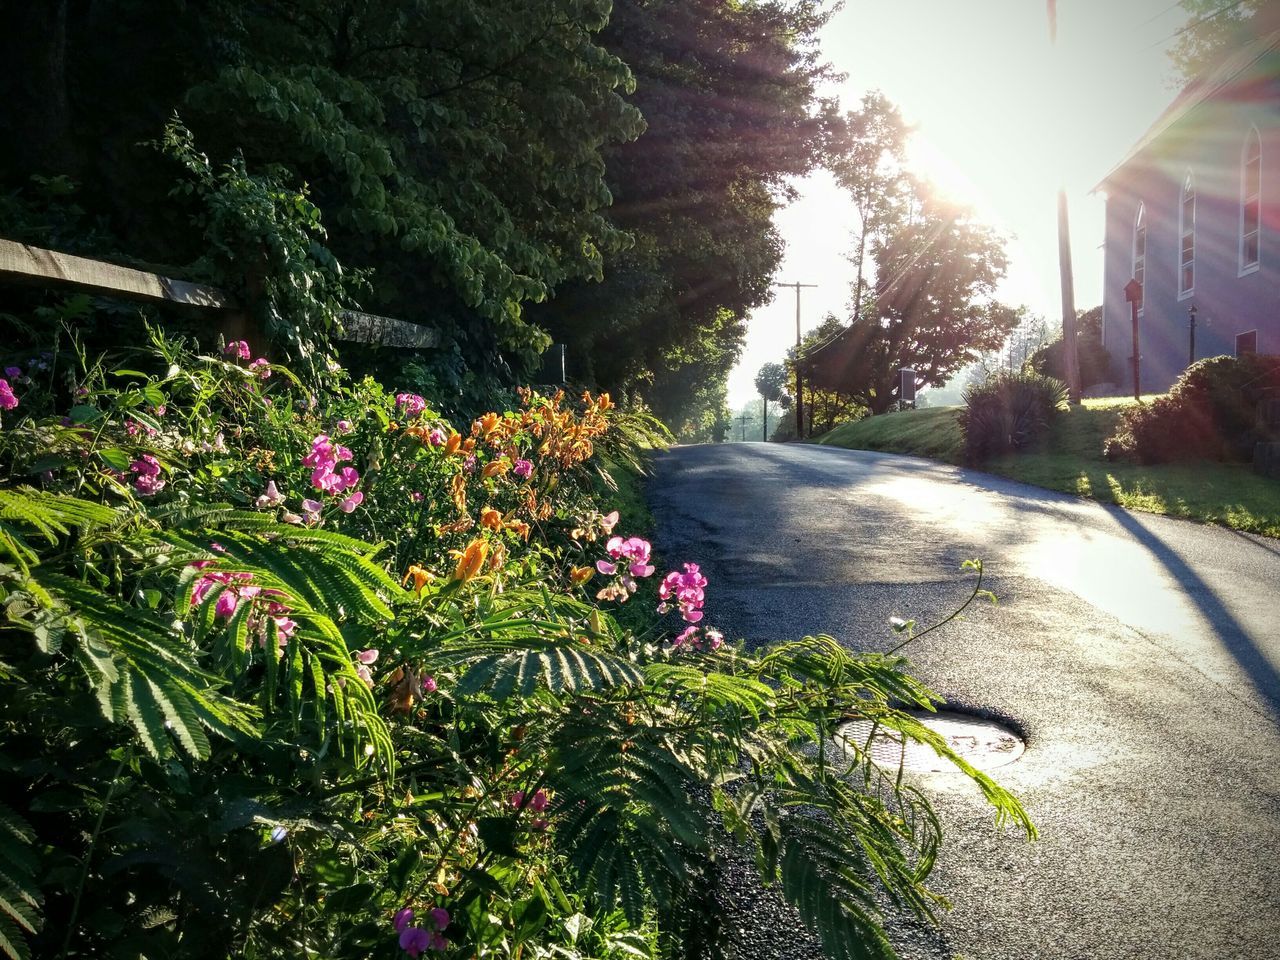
[1246,157,1261,198]
[1183,264,1194,291]
[1182,235,1194,258]
[1244,203,1260,235]
[1246,234,1259,264]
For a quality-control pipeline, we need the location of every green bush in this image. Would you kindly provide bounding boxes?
[0,332,1032,960]
[959,371,1069,462]
[1103,353,1280,463]
[1027,306,1113,390]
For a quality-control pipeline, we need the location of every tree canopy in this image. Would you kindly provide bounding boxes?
[802,187,1017,416]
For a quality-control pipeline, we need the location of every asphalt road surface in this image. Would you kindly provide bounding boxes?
[648,442,1280,960]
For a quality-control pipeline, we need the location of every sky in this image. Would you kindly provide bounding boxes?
[726,0,1196,409]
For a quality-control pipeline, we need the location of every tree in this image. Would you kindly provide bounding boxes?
[826,92,913,326]
[755,361,791,440]
[0,0,645,396]
[534,0,837,435]
[1168,0,1276,82]
[774,317,866,438]
[804,190,1019,415]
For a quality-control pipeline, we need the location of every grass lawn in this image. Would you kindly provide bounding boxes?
[812,399,1280,539]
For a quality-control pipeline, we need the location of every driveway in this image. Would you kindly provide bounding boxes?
[648,443,1280,960]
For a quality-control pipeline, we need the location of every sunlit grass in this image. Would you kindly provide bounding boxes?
[810,399,1280,539]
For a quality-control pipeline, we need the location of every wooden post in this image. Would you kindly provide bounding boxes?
[1124,278,1142,401]
[762,397,768,441]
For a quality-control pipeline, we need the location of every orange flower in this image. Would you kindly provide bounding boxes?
[461,438,476,454]
[481,458,510,480]
[443,432,461,456]
[451,473,467,513]
[480,507,503,530]
[505,519,531,541]
[487,541,507,572]
[452,539,489,582]
[477,412,500,436]
[569,565,594,585]
[402,564,434,597]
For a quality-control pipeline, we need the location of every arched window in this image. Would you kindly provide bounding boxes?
[1178,172,1195,297]
[1133,202,1146,313]
[1241,127,1261,273]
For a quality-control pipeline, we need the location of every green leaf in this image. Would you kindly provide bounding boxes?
[97,448,131,471]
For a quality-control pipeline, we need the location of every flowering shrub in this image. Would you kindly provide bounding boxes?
[0,335,1031,960]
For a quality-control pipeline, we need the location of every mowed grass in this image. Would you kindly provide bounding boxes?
[813,398,1280,539]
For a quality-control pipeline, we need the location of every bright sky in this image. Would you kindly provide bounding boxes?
[727,0,1193,408]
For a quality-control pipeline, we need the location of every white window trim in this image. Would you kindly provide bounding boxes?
[1132,201,1147,317]
[1178,170,1196,300]
[1235,329,1258,355]
[1239,125,1261,277]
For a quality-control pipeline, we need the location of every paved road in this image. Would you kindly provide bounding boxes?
[648,443,1280,960]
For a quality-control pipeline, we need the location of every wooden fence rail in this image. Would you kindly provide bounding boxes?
[0,237,438,349]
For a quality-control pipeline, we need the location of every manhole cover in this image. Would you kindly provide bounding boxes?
[837,710,1025,774]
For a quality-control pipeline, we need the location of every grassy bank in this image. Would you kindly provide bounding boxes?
[813,399,1280,538]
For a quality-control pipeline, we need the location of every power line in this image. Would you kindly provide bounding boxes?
[1145,0,1253,51]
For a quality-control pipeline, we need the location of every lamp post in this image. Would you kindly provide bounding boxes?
[1188,304,1198,368]
[1124,278,1142,401]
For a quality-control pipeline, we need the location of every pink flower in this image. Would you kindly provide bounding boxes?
[411,491,425,503]
[356,664,374,689]
[421,675,437,693]
[395,393,427,417]
[224,340,251,360]
[427,428,446,447]
[301,499,323,522]
[595,559,617,576]
[249,358,272,379]
[600,510,619,533]
[511,789,548,813]
[658,563,708,623]
[273,617,297,641]
[336,419,353,433]
[513,458,533,479]
[255,480,284,509]
[463,454,477,473]
[214,590,240,619]
[129,455,165,497]
[0,379,18,412]
[672,625,723,652]
[339,491,363,513]
[357,649,379,665]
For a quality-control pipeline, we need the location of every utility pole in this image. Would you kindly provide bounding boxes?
[762,397,768,442]
[772,281,816,437]
[737,411,751,442]
[1048,0,1082,404]
[1188,304,1198,368]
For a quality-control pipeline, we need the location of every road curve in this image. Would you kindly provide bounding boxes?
[648,442,1280,960]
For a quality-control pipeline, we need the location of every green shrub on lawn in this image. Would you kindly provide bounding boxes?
[1103,354,1280,464]
[0,333,1031,960]
[959,371,1069,463]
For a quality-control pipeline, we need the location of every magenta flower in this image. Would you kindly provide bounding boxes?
[411,491,425,503]
[511,789,549,813]
[214,590,240,619]
[658,563,708,623]
[273,617,297,642]
[421,675,437,693]
[249,357,272,379]
[603,536,655,578]
[129,455,166,497]
[672,625,723,652]
[395,393,427,417]
[400,926,432,957]
[336,419,354,433]
[301,499,323,523]
[394,908,415,933]
[224,340,251,360]
[513,458,533,479]
[427,428,446,447]
[428,908,450,930]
